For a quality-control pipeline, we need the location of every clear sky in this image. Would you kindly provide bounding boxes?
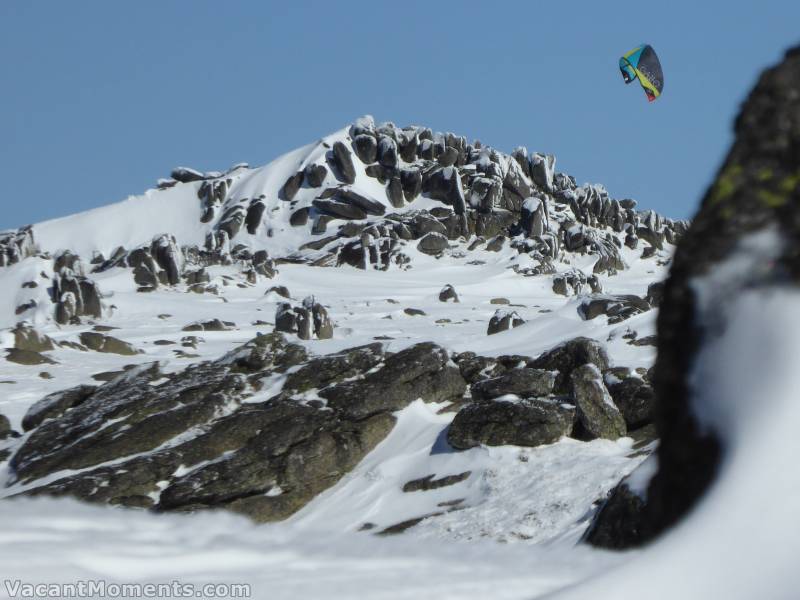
[1,1,799,230]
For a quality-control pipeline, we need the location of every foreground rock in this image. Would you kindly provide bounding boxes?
[588,45,800,548]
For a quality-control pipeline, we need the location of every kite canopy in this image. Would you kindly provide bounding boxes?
[619,44,664,102]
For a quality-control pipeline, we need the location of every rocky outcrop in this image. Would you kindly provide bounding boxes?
[0,226,36,267]
[52,252,104,324]
[7,334,467,522]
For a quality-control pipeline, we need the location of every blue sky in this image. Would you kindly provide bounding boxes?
[1,1,799,229]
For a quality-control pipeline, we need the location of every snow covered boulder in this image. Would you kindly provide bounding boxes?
[570,364,626,440]
[447,397,574,449]
[170,166,206,183]
[352,134,378,164]
[487,309,525,335]
[530,153,556,192]
[438,284,459,303]
[578,294,651,324]
[521,196,549,237]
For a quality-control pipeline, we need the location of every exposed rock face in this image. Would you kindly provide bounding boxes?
[448,398,574,449]
[570,364,626,440]
[589,45,800,550]
[320,342,465,420]
[52,253,104,324]
[8,335,470,521]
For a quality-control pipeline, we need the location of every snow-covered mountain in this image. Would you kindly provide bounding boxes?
[2,39,798,597]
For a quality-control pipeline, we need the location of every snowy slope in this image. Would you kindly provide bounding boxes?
[0,117,684,598]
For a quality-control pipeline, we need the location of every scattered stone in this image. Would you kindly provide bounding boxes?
[402,471,471,492]
[404,308,426,316]
[13,324,55,353]
[182,319,236,332]
[438,284,459,303]
[79,333,139,356]
[487,309,524,335]
[6,349,57,366]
